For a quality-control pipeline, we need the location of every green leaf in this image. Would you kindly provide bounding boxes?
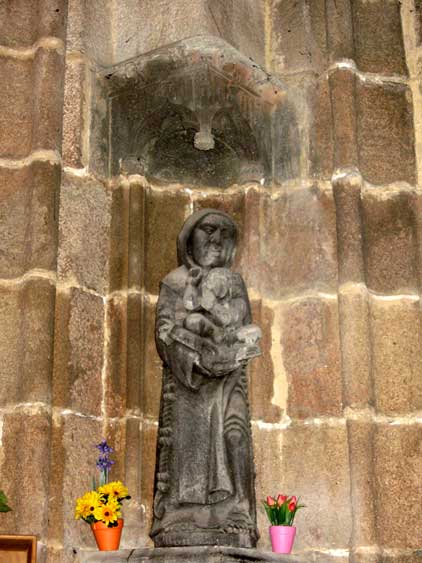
[263,502,277,525]
[83,514,96,525]
[0,490,11,512]
[273,506,279,525]
[279,502,287,525]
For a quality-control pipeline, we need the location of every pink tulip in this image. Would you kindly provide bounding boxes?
[276,494,287,506]
[266,496,276,506]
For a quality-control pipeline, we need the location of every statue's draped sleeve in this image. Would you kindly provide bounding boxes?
[156,278,203,392]
[155,281,178,365]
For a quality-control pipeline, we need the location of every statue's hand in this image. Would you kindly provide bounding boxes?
[236,324,262,345]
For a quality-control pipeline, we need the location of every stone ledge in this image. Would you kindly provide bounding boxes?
[78,550,133,563]
[78,547,307,563]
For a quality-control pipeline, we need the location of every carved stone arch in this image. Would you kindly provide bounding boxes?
[92,35,299,186]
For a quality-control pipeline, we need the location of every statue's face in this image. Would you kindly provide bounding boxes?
[190,214,236,268]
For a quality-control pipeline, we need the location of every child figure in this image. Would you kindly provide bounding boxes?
[183,267,260,347]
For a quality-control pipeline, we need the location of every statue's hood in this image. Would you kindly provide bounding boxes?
[177,208,238,269]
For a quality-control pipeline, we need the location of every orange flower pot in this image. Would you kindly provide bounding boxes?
[91,519,123,551]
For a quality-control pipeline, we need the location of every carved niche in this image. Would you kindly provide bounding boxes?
[91,35,299,187]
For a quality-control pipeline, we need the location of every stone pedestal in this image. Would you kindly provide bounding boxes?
[79,547,308,563]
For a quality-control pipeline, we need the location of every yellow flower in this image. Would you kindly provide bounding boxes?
[98,481,129,500]
[93,500,121,525]
[75,491,103,520]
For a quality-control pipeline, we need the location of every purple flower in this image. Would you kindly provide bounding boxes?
[96,456,115,472]
[94,439,115,485]
[96,440,114,454]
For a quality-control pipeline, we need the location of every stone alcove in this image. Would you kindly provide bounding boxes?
[81,35,302,547]
[91,36,300,186]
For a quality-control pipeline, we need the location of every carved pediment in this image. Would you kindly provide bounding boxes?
[93,35,299,186]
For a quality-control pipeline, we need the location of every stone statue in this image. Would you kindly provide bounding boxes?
[150,209,261,548]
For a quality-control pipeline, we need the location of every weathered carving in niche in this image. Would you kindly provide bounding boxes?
[151,209,261,548]
[95,36,299,186]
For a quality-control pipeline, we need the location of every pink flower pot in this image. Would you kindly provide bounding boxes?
[269,525,296,554]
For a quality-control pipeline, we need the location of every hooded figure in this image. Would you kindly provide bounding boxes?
[150,209,259,548]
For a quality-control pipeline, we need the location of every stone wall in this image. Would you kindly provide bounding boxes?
[0,1,67,561]
[0,1,421,562]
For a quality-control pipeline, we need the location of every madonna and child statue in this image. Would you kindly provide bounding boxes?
[150,209,262,548]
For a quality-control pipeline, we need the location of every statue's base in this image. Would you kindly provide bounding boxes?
[79,546,308,563]
[153,530,257,548]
